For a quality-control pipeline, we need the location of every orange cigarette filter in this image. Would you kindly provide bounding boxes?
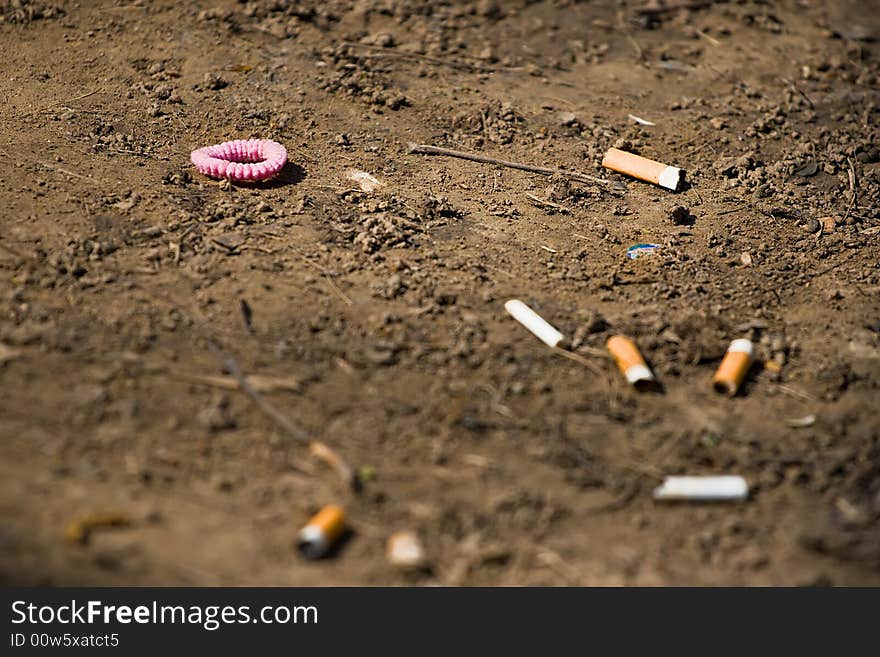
[602,147,684,191]
[712,338,754,396]
[297,505,346,559]
[606,335,656,390]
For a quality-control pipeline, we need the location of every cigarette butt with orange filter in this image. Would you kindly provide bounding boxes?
[606,335,656,390]
[712,338,754,396]
[602,147,684,191]
[297,505,346,559]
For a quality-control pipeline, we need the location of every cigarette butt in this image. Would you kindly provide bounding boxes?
[297,505,346,559]
[653,476,749,501]
[386,530,427,570]
[712,338,754,396]
[602,147,684,191]
[504,299,564,348]
[606,335,655,390]
[64,512,131,545]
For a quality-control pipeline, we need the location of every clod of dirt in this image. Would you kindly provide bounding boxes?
[373,274,406,299]
[361,33,395,48]
[420,194,464,222]
[319,44,410,111]
[162,168,192,187]
[202,73,228,91]
[819,217,837,234]
[452,101,524,146]
[667,204,695,226]
[1,1,64,24]
[795,161,819,177]
[558,111,578,127]
[211,233,246,253]
[856,146,880,164]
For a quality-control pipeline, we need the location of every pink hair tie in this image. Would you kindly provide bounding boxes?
[190,139,287,182]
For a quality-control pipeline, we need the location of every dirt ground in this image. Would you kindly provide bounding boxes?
[1,0,879,586]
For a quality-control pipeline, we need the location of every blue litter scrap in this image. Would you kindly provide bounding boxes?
[626,243,660,259]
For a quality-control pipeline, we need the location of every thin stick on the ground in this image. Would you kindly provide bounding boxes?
[780,77,814,109]
[623,31,645,62]
[22,89,100,117]
[552,346,619,414]
[136,284,357,490]
[584,478,642,515]
[0,238,30,263]
[208,340,356,489]
[775,383,816,402]
[407,143,616,187]
[37,162,100,184]
[483,262,514,278]
[209,341,310,445]
[298,254,353,306]
[526,193,569,212]
[843,158,858,223]
[177,372,301,394]
[717,203,749,216]
[808,258,847,280]
[341,41,490,73]
[552,346,608,375]
[695,29,720,46]
[634,1,714,15]
[615,7,645,62]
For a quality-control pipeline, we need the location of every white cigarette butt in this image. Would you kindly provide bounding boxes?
[657,165,684,191]
[653,476,748,501]
[504,299,564,348]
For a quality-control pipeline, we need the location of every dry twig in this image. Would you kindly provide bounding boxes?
[208,341,357,490]
[526,194,569,213]
[407,143,617,187]
[136,284,357,490]
[843,158,858,223]
[298,254,353,306]
[342,41,490,73]
[22,89,100,117]
[634,1,714,15]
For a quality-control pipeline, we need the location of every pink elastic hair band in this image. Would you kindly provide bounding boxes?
[190,139,287,182]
